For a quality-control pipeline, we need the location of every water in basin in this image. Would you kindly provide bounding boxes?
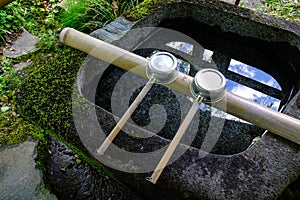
[92,18,298,155]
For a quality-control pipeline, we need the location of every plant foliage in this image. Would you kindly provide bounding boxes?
[60,0,142,32]
[0,0,142,147]
[257,0,300,23]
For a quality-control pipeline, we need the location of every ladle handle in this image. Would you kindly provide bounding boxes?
[96,78,155,154]
[149,97,203,184]
[60,27,300,145]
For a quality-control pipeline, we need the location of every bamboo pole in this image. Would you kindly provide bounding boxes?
[148,96,203,184]
[96,78,155,155]
[60,27,300,145]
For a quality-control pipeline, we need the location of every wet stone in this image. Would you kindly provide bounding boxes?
[45,136,142,200]
[0,140,57,200]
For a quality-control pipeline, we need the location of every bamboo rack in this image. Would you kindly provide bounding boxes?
[60,27,300,145]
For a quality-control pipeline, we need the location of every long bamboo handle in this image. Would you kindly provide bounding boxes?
[60,27,300,145]
[148,97,203,184]
[96,78,155,154]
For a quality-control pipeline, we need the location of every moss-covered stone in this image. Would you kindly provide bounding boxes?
[124,0,180,21]
[15,45,118,177]
[0,114,44,147]
[17,46,86,146]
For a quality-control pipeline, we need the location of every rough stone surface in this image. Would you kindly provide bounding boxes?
[125,0,300,49]
[0,140,57,200]
[44,136,142,200]
[91,16,135,43]
[13,61,33,71]
[3,29,39,58]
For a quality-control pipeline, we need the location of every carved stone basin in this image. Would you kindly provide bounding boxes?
[74,0,300,199]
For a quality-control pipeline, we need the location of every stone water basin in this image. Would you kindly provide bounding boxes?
[73,0,300,199]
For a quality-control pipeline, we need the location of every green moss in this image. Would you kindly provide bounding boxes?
[34,132,50,172]
[124,0,181,21]
[8,122,44,144]
[0,108,45,147]
[15,45,115,176]
[124,0,156,21]
[255,0,300,24]
[17,46,86,145]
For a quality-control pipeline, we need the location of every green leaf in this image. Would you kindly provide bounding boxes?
[1,106,10,113]
[6,15,14,20]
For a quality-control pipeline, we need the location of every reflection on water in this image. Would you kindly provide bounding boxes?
[202,49,214,63]
[227,59,281,111]
[166,41,193,55]
[227,79,281,110]
[164,41,283,123]
[229,59,282,90]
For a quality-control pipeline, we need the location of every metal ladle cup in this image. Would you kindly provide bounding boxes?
[190,68,226,103]
[146,52,178,84]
